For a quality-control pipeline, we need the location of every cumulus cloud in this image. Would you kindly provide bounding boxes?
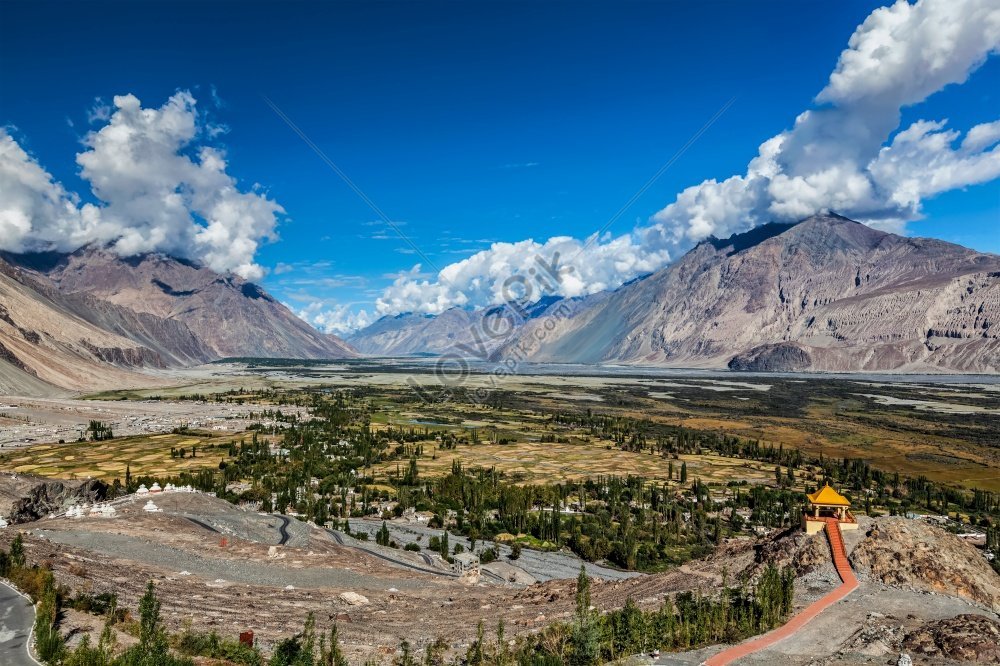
[0,91,283,280]
[649,0,1000,242]
[297,302,375,336]
[364,0,1000,325]
[0,129,103,253]
[375,234,670,316]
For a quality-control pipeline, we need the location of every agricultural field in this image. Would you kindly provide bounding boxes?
[0,430,251,481]
[20,360,1000,494]
[375,441,782,488]
[353,372,1000,492]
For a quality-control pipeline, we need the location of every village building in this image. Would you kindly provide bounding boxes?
[802,484,858,535]
[453,551,480,575]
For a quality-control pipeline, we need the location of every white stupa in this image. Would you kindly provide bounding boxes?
[149,482,162,494]
[164,483,176,492]
[143,500,160,512]
[136,484,149,495]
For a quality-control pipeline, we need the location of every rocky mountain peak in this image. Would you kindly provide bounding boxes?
[0,246,355,394]
[489,214,1000,372]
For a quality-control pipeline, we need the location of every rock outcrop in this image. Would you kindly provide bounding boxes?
[745,526,832,578]
[0,475,109,524]
[727,343,812,372]
[903,614,1000,663]
[849,517,1000,612]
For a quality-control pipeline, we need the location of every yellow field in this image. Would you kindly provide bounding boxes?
[374,440,785,488]
[0,431,252,481]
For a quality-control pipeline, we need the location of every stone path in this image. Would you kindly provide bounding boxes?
[703,519,858,666]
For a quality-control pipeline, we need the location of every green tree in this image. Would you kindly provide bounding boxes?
[376,521,391,547]
[569,566,601,665]
[114,581,192,665]
[34,579,65,662]
[270,612,316,666]
[319,623,347,666]
[466,620,485,666]
[394,640,416,666]
[9,533,25,568]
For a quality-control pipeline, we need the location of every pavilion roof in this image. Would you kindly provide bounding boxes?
[807,484,850,506]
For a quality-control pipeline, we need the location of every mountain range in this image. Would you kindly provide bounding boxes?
[351,214,1000,373]
[3,214,997,397]
[0,247,355,395]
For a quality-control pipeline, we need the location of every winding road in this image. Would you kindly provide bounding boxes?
[185,517,220,533]
[325,528,459,578]
[273,515,291,545]
[0,580,38,666]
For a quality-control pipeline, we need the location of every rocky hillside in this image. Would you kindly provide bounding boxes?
[0,472,108,523]
[494,214,1000,373]
[349,295,568,357]
[348,309,481,356]
[31,248,356,360]
[849,517,1000,612]
[903,614,1000,663]
[0,248,356,395]
[0,257,169,394]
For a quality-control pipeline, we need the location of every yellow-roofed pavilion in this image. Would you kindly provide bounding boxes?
[803,483,857,534]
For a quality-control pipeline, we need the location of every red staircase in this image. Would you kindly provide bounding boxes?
[823,518,857,587]
[703,517,858,666]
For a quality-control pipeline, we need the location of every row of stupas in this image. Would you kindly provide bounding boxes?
[136,482,194,495]
[66,502,117,518]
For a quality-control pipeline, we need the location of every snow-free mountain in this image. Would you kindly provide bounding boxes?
[352,215,1000,373]
[0,248,355,395]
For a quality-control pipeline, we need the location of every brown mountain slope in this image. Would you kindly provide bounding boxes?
[16,248,356,361]
[495,214,1000,372]
[0,258,167,395]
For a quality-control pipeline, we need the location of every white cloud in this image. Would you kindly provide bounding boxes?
[87,98,111,124]
[296,302,374,336]
[649,0,1000,243]
[363,0,1000,324]
[374,234,669,317]
[0,129,103,253]
[0,91,283,281]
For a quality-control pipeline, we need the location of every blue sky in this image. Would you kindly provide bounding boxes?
[1,0,998,333]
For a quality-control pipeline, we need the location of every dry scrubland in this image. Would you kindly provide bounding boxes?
[1,496,997,665]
